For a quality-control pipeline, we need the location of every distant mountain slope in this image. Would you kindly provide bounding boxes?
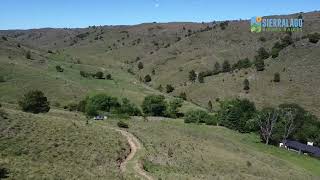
[0,11,319,116]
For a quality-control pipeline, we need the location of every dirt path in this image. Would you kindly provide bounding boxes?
[112,128,153,180]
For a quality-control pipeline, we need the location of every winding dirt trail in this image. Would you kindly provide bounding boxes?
[112,128,153,180]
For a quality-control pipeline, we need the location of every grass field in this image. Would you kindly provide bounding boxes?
[0,107,130,180]
[103,117,320,180]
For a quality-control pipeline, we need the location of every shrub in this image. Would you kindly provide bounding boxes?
[55,65,64,72]
[281,35,293,47]
[26,51,31,59]
[117,121,129,128]
[94,71,104,79]
[179,92,187,100]
[66,102,78,111]
[213,62,221,75]
[144,74,152,82]
[307,33,320,43]
[0,76,5,83]
[259,36,266,42]
[274,73,280,82]
[198,72,205,83]
[157,85,163,92]
[138,62,144,70]
[117,98,141,116]
[233,58,251,70]
[2,36,8,41]
[243,79,250,90]
[166,84,174,93]
[189,70,197,82]
[106,74,112,80]
[0,167,9,179]
[166,98,183,118]
[254,58,265,71]
[80,71,89,78]
[19,90,50,114]
[0,109,8,119]
[257,47,269,60]
[222,60,231,72]
[208,100,213,112]
[142,95,167,116]
[184,110,212,124]
[152,68,155,75]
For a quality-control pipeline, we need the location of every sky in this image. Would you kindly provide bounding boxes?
[0,0,319,30]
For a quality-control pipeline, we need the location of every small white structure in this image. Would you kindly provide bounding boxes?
[279,143,286,148]
[307,142,314,146]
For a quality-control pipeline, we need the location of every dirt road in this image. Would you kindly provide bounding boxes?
[113,128,153,180]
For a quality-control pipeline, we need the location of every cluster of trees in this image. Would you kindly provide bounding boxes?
[183,98,320,147]
[141,95,183,118]
[80,71,112,80]
[82,94,141,117]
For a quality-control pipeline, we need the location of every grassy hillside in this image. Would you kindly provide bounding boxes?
[1,11,320,117]
[0,107,130,179]
[105,118,320,180]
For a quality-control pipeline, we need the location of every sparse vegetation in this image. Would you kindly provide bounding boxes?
[243,78,250,91]
[189,70,197,82]
[144,74,152,82]
[254,58,265,71]
[222,60,231,72]
[55,65,64,72]
[307,32,320,43]
[26,51,31,59]
[117,121,129,128]
[138,61,144,70]
[274,72,280,82]
[166,84,174,93]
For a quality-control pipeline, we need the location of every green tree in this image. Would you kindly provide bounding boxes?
[213,62,221,75]
[85,94,120,116]
[138,62,144,70]
[274,73,280,82]
[222,60,231,72]
[189,70,197,82]
[94,71,104,79]
[243,79,250,91]
[166,84,175,93]
[142,95,167,116]
[19,90,50,114]
[117,98,141,116]
[144,74,152,82]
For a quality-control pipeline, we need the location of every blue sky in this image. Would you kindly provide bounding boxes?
[0,0,319,30]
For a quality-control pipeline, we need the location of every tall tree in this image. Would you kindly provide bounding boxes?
[257,108,279,145]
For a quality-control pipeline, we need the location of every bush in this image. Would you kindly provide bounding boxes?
[198,72,205,83]
[166,84,174,93]
[254,58,265,71]
[274,73,280,82]
[66,102,78,111]
[213,62,221,75]
[117,98,142,116]
[94,71,104,79]
[144,74,152,82]
[106,74,112,80]
[166,98,183,118]
[257,47,269,60]
[222,60,231,72]
[0,76,5,83]
[307,33,320,43]
[208,100,213,112]
[259,37,266,42]
[189,70,197,82]
[80,71,89,78]
[142,95,167,116]
[138,62,144,70]
[243,79,250,90]
[179,92,187,100]
[157,85,163,92]
[55,65,64,72]
[184,110,212,124]
[26,51,31,59]
[117,121,129,128]
[0,109,8,119]
[19,90,50,114]
[233,58,251,70]
[2,36,8,41]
